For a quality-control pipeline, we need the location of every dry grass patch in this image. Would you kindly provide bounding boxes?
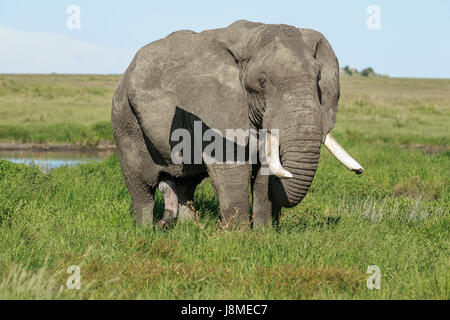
[393,175,442,201]
[257,265,365,299]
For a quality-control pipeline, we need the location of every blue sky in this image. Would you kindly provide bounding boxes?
[0,0,449,78]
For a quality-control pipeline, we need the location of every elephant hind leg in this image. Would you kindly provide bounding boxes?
[115,133,159,228]
[175,176,205,223]
[129,182,155,228]
[156,180,179,229]
[156,176,205,229]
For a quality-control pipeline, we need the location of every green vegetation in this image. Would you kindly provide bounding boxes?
[337,76,450,147]
[0,122,112,145]
[1,74,449,148]
[343,66,379,77]
[0,74,117,144]
[0,74,448,299]
[360,67,375,77]
[343,65,354,76]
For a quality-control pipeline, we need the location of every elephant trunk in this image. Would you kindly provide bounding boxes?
[268,96,323,208]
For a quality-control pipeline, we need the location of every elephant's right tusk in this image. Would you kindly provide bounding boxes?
[323,133,364,174]
[265,132,293,179]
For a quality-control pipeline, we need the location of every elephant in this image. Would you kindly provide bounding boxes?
[111,20,363,229]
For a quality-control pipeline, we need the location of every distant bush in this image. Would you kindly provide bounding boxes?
[360,67,375,77]
[343,65,353,76]
[341,66,380,77]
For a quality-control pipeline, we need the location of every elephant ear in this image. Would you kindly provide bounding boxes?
[300,29,340,142]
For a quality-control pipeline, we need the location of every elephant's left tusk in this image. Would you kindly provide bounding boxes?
[265,132,293,179]
[324,133,364,174]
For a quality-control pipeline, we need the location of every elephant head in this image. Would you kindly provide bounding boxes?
[224,22,363,208]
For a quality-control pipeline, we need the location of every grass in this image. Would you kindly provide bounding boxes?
[0,122,113,145]
[0,74,117,144]
[1,74,449,147]
[0,74,448,299]
[336,76,450,147]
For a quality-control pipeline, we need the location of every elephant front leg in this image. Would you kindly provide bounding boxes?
[251,165,282,228]
[251,165,272,228]
[208,164,250,229]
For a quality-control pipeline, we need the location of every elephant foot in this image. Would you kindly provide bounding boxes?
[157,180,178,229]
[178,204,195,222]
[155,215,176,229]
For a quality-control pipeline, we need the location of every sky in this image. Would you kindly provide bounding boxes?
[0,0,449,78]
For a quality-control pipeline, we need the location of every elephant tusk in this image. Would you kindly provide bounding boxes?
[265,132,293,179]
[323,133,364,174]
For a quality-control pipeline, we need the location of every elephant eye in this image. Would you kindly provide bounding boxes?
[258,78,266,89]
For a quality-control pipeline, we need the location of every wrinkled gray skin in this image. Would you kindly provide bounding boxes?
[112,20,340,228]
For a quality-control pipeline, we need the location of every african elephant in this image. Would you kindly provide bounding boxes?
[112,20,363,229]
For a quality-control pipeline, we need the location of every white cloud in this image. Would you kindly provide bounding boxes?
[0,26,134,74]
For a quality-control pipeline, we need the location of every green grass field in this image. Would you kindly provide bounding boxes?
[0,74,116,144]
[0,74,448,299]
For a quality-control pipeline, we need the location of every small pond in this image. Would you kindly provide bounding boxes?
[0,150,113,172]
